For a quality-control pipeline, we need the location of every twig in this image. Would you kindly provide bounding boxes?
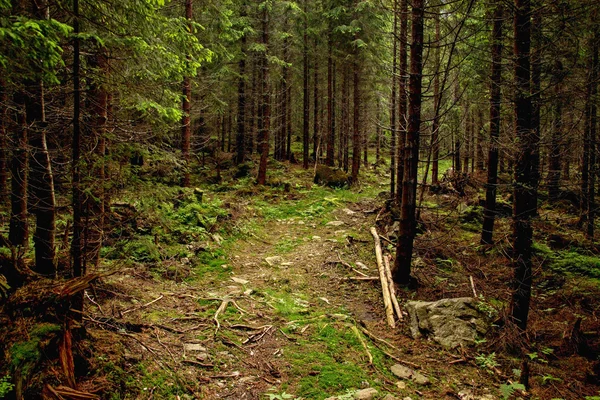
[358,327,421,369]
[209,372,241,379]
[375,206,386,222]
[352,268,369,277]
[379,235,394,246]
[182,360,214,368]
[121,332,158,356]
[121,294,164,315]
[243,325,273,344]
[85,290,104,314]
[279,329,297,341]
[350,325,373,365]
[154,328,177,364]
[370,227,395,328]
[469,275,477,297]
[213,298,231,334]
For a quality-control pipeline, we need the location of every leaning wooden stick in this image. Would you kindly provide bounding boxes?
[384,254,403,321]
[370,227,395,328]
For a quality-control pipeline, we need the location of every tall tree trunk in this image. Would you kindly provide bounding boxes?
[530,6,541,216]
[547,61,563,202]
[257,4,270,185]
[72,0,83,278]
[511,0,536,331]
[390,1,398,196]
[481,0,503,245]
[431,9,441,186]
[587,21,599,238]
[326,37,335,166]
[470,112,476,174]
[395,0,409,204]
[342,64,350,172]
[463,104,470,173]
[86,48,108,270]
[313,38,319,161]
[376,100,381,166]
[248,55,258,154]
[181,0,192,186]
[29,81,56,276]
[236,4,247,165]
[302,0,309,168]
[351,57,360,183]
[476,109,485,171]
[394,0,424,285]
[0,81,8,202]
[10,90,28,249]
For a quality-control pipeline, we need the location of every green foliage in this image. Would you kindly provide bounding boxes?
[500,382,525,400]
[540,374,562,385]
[264,389,296,400]
[0,15,71,83]
[0,375,13,398]
[475,352,499,372]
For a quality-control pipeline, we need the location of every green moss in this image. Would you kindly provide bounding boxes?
[289,324,372,399]
[551,251,600,279]
[123,238,162,263]
[9,323,61,375]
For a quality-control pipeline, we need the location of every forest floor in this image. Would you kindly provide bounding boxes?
[7,160,600,399]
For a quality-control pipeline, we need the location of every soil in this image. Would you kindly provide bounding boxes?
[25,168,600,399]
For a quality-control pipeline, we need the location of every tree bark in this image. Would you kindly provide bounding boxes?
[302,0,309,168]
[181,0,193,187]
[481,0,503,245]
[390,0,398,196]
[257,4,270,185]
[10,90,28,249]
[395,0,409,204]
[547,61,563,202]
[511,0,537,331]
[394,0,424,285]
[326,37,335,166]
[342,64,350,172]
[236,3,247,165]
[29,81,56,276]
[587,20,599,239]
[0,81,8,202]
[351,56,361,183]
[313,38,319,161]
[431,9,441,186]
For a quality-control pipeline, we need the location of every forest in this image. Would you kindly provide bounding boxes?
[1,0,600,398]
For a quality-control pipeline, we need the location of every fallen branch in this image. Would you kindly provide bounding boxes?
[342,276,379,281]
[121,294,164,316]
[370,227,395,328]
[384,255,403,321]
[44,384,100,400]
[469,275,477,298]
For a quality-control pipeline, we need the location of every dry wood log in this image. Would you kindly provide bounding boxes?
[370,227,395,328]
[384,255,403,321]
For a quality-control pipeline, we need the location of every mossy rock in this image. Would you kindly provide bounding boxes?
[314,165,349,188]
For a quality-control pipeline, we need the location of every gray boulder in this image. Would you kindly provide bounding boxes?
[405,297,489,349]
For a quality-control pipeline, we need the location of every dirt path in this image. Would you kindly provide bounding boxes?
[89,194,499,399]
